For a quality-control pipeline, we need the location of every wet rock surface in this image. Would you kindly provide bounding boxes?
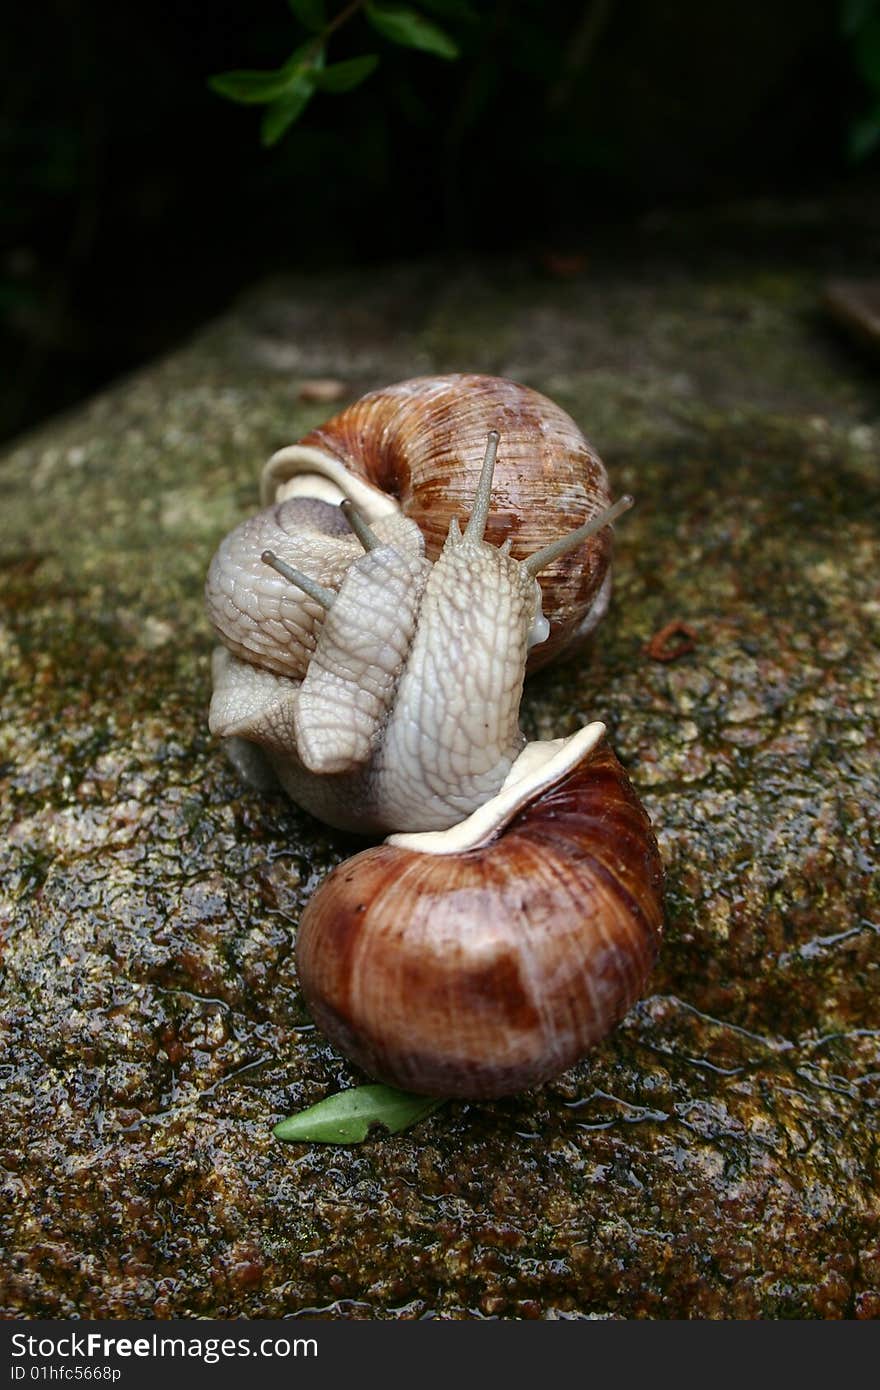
[1,204,878,1318]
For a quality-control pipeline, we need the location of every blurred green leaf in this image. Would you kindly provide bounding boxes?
[314,54,380,92]
[848,107,880,160]
[842,0,880,36]
[274,1084,445,1143]
[261,79,316,144]
[211,41,324,108]
[209,68,303,105]
[854,15,880,87]
[288,0,327,30]
[366,3,459,59]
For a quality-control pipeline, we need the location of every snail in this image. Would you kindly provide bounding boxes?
[297,728,664,1098]
[205,373,664,1098]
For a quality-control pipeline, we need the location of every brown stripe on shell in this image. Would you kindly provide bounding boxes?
[296,374,612,671]
[295,740,664,1098]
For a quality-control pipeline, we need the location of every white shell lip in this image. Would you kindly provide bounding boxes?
[387,721,606,857]
[261,445,401,521]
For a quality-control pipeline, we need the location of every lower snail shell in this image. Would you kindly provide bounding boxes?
[295,730,664,1099]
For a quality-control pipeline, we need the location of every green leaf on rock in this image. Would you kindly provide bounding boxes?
[365,3,459,59]
[274,1084,446,1143]
[313,54,380,92]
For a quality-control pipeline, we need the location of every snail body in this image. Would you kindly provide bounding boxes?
[205,373,664,1098]
[207,376,623,834]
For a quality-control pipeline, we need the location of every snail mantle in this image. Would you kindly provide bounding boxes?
[204,373,664,1098]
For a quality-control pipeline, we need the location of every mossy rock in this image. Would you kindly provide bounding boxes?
[1,220,878,1318]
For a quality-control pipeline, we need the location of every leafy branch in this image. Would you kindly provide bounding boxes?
[210,0,467,147]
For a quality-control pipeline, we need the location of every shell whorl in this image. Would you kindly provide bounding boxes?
[283,374,613,670]
[295,738,664,1099]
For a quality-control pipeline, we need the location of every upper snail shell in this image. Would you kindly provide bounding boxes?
[260,373,614,673]
[205,374,625,836]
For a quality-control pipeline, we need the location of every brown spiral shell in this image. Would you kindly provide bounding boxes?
[287,373,612,671]
[295,739,664,1099]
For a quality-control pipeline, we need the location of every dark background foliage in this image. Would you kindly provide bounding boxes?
[1,0,874,443]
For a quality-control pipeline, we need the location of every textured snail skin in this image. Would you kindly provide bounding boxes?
[207,380,606,833]
[295,741,664,1099]
[265,373,613,672]
[208,504,545,834]
[205,498,424,680]
[206,374,618,833]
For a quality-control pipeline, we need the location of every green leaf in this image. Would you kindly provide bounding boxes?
[209,41,325,107]
[313,54,380,92]
[848,108,880,161]
[288,0,327,30]
[209,68,303,106]
[853,14,880,86]
[842,0,880,37]
[274,1084,446,1143]
[366,3,459,59]
[261,80,315,145]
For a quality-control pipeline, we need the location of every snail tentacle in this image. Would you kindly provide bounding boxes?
[522,494,634,577]
[261,549,338,611]
[340,498,383,552]
[463,428,500,544]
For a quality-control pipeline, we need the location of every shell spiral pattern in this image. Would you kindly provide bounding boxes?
[296,742,664,1098]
